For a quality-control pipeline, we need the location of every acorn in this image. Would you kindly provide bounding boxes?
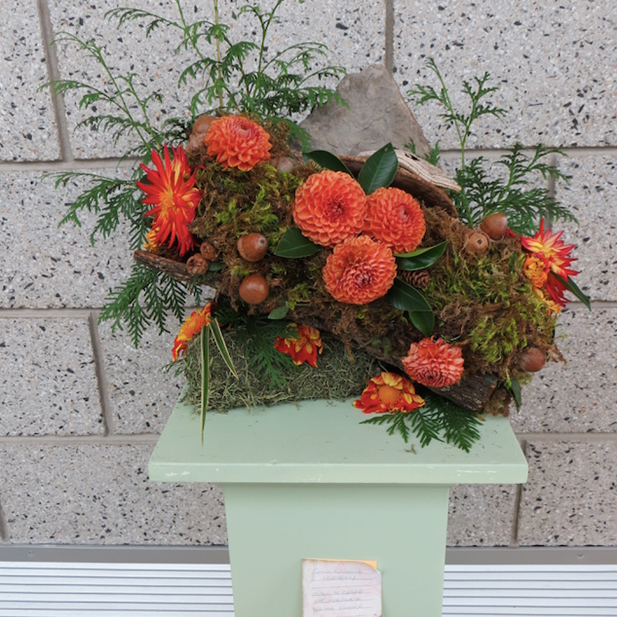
[519,347,546,373]
[192,114,217,136]
[200,241,219,261]
[480,213,509,240]
[237,233,268,262]
[186,254,209,276]
[465,230,490,253]
[239,274,270,304]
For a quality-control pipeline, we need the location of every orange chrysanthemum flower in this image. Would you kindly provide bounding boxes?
[292,170,368,247]
[137,144,202,257]
[353,372,425,414]
[274,323,323,367]
[521,219,578,307]
[364,187,426,253]
[172,302,215,361]
[322,236,397,305]
[204,116,272,171]
[402,337,465,388]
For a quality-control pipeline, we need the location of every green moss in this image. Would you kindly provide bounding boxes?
[181,328,382,413]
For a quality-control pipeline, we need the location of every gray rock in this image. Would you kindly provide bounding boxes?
[300,64,430,157]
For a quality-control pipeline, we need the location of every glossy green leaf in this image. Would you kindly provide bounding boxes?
[386,277,434,336]
[396,241,449,271]
[508,378,522,411]
[200,325,210,442]
[303,150,352,175]
[208,261,224,272]
[553,273,591,310]
[357,143,398,195]
[210,319,238,378]
[274,226,321,258]
[268,304,290,320]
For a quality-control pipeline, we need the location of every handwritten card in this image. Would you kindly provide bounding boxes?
[302,559,382,617]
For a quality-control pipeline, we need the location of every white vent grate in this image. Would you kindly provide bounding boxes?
[1,562,617,616]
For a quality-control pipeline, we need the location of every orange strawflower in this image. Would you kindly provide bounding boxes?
[143,227,160,253]
[172,302,215,361]
[322,236,397,305]
[364,187,426,253]
[204,115,272,171]
[523,255,548,288]
[533,287,562,316]
[137,144,202,257]
[353,372,425,414]
[274,323,323,367]
[292,170,368,247]
[521,219,578,307]
[402,337,465,388]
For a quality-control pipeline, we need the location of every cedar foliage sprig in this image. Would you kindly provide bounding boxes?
[44,0,345,345]
[361,392,483,452]
[216,303,299,388]
[408,58,576,235]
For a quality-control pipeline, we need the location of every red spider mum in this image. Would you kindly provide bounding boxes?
[274,323,323,367]
[521,219,578,307]
[204,115,272,171]
[322,235,397,305]
[353,372,425,414]
[402,337,465,388]
[292,170,368,247]
[172,303,215,361]
[137,144,201,256]
[364,187,426,253]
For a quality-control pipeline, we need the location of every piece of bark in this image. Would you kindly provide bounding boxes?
[133,250,191,282]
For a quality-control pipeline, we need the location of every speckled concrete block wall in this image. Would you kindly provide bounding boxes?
[0,0,615,549]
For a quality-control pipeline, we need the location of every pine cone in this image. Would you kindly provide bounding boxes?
[399,269,431,289]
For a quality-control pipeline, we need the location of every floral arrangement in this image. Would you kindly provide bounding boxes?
[49,1,589,451]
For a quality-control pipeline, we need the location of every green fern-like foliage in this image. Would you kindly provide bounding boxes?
[45,0,345,345]
[408,58,577,234]
[361,392,483,452]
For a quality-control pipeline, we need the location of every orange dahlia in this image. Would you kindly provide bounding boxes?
[353,372,425,414]
[137,144,202,257]
[322,235,397,305]
[172,302,215,361]
[364,187,426,253]
[402,337,465,388]
[204,115,272,171]
[274,323,323,367]
[292,170,368,247]
[521,219,578,307]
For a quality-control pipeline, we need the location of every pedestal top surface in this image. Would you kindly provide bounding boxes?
[149,396,527,485]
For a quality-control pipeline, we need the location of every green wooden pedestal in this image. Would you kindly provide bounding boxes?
[149,397,527,617]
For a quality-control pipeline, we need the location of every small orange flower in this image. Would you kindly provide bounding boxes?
[137,144,202,257]
[364,187,426,253]
[521,219,578,307]
[274,323,323,367]
[204,116,272,171]
[292,170,368,247]
[402,338,465,388]
[143,227,160,253]
[172,303,215,361]
[322,236,397,305]
[353,372,425,414]
[533,287,562,316]
[523,255,548,288]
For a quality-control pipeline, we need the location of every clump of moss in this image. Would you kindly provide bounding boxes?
[181,328,382,413]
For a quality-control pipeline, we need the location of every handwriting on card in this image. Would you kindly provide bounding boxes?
[302,559,382,617]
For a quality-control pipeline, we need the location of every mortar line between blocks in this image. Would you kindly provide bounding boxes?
[510,439,527,548]
[36,0,74,162]
[515,432,617,442]
[0,502,9,542]
[0,434,160,446]
[0,308,95,318]
[88,310,115,436]
[384,0,394,74]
